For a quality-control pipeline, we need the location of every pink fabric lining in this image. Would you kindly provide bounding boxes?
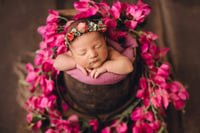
[66,35,138,85]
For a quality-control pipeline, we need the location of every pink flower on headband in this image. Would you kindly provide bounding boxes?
[99,24,107,32]
[67,32,74,41]
[77,22,89,32]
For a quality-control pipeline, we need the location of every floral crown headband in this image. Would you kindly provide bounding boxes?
[65,20,106,45]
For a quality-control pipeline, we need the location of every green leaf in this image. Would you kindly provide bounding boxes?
[31,114,44,123]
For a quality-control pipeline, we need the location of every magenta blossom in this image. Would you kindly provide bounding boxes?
[116,121,128,133]
[74,1,99,20]
[131,107,154,122]
[101,126,111,133]
[125,20,138,29]
[41,79,55,96]
[61,101,68,111]
[132,121,153,133]
[33,120,42,130]
[68,115,79,122]
[42,59,54,73]
[26,113,33,123]
[151,88,169,109]
[97,1,110,17]
[110,1,127,19]
[88,119,98,132]
[74,1,90,12]
[46,10,59,24]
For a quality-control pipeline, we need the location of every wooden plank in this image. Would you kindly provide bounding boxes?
[57,9,78,17]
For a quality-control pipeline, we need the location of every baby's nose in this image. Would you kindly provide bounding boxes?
[89,49,98,58]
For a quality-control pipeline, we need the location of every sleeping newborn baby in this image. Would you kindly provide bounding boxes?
[53,18,133,78]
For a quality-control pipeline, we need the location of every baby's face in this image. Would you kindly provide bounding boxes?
[70,32,108,69]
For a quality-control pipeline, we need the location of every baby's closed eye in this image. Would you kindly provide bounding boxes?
[94,44,102,49]
[77,50,87,56]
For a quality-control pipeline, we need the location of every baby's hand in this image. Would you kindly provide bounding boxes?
[76,64,88,76]
[90,66,107,79]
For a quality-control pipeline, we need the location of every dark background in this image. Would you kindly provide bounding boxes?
[0,0,199,132]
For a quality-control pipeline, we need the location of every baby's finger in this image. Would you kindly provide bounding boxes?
[81,68,88,76]
[90,69,97,78]
[86,68,92,73]
[94,71,100,79]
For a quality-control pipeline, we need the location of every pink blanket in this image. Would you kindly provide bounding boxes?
[66,35,138,85]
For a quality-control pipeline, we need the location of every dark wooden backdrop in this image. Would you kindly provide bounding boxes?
[0,0,199,133]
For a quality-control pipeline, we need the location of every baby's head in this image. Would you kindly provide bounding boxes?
[66,18,108,69]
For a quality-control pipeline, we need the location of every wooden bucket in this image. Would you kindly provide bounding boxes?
[58,48,141,115]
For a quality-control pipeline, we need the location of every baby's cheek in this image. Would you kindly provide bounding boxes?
[77,58,89,68]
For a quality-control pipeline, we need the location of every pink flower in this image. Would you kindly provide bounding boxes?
[56,44,67,55]
[178,90,189,100]
[145,31,159,40]
[110,1,122,19]
[149,120,161,131]
[141,52,152,60]
[28,85,36,93]
[126,0,151,23]
[153,75,166,86]
[39,41,48,49]
[26,71,37,83]
[173,100,186,110]
[140,43,149,53]
[46,10,59,24]
[34,48,53,66]
[116,121,128,133]
[131,107,144,121]
[159,47,169,57]
[55,34,65,46]
[149,42,159,59]
[168,81,189,110]
[34,53,44,66]
[33,120,42,130]
[98,1,110,16]
[26,113,33,123]
[39,95,56,109]
[126,4,144,22]
[131,107,154,122]
[136,0,151,17]
[102,17,117,28]
[139,77,147,89]
[136,86,150,107]
[49,110,62,120]
[74,1,90,12]
[48,95,57,108]
[74,1,99,19]
[101,126,111,133]
[151,89,162,108]
[67,32,74,41]
[88,119,98,132]
[39,96,49,108]
[156,63,170,78]
[37,26,46,35]
[125,20,138,29]
[68,115,79,122]
[25,63,34,71]
[42,59,54,73]
[61,102,68,111]
[45,129,57,133]
[77,22,89,32]
[41,79,54,96]
[46,23,58,34]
